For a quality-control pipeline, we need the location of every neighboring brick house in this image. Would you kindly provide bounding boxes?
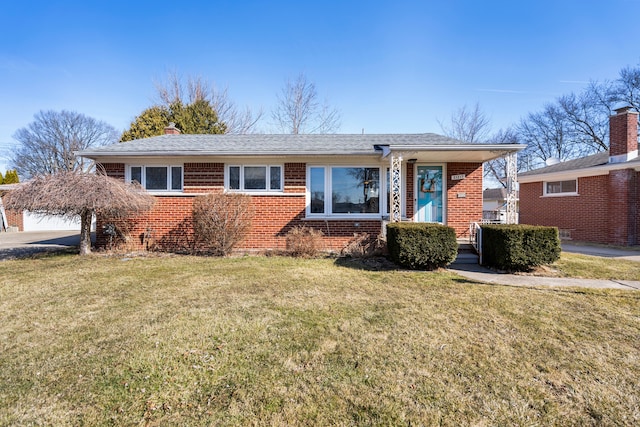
[1,184,23,232]
[482,187,519,223]
[519,106,640,246]
[77,126,524,251]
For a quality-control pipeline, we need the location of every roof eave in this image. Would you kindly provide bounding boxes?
[77,150,382,159]
[387,143,526,152]
[519,161,640,183]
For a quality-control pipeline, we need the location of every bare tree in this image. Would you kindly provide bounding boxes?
[3,171,155,255]
[438,103,514,186]
[271,73,341,134]
[438,103,491,143]
[155,72,263,134]
[484,127,525,187]
[557,87,610,153]
[517,103,579,169]
[11,110,117,179]
[610,66,640,111]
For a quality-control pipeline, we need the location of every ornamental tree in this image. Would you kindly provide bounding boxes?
[3,171,155,255]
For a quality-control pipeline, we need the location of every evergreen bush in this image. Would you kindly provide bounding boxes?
[481,224,561,271]
[386,223,457,270]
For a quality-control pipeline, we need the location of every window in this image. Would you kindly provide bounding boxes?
[227,165,282,191]
[308,166,382,216]
[310,167,325,213]
[128,165,182,191]
[544,179,577,195]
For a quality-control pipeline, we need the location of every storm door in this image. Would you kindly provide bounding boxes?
[415,165,443,223]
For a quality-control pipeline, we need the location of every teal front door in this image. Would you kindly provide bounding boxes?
[416,165,443,223]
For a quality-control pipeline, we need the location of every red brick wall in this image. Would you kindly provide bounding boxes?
[406,166,414,217]
[609,169,637,246]
[610,110,638,158]
[184,163,224,188]
[98,160,485,251]
[1,193,23,231]
[284,162,306,193]
[100,163,125,181]
[446,163,483,238]
[5,209,23,231]
[1,194,23,231]
[519,172,639,245]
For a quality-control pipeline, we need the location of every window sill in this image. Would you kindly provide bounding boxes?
[541,193,579,198]
[303,214,384,220]
[225,190,301,196]
[146,191,189,196]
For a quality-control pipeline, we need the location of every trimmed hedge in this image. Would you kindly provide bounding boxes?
[386,223,458,270]
[481,224,561,271]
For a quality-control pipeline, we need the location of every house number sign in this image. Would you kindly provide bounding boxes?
[451,174,466,181]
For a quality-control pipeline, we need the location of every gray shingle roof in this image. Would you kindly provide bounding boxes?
[519,152,611,176]
[78,133,523,158]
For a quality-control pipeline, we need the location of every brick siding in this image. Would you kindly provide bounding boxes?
[445,163,483,238]
[1,194,23,231]
[520,171,639,246]
[98,161,485,252]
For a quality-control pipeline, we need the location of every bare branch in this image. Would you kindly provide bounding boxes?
[11,111,117,179]
[153,72,263,134]
[271,73,341,134]
[438,103,491,143]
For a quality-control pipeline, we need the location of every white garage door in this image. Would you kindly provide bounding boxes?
[23,212,81,231]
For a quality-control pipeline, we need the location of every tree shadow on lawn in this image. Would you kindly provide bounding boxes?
[334,256,400,272]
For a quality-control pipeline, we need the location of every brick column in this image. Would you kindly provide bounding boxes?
[608,169,637,245]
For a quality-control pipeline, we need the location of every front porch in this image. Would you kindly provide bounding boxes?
[382,148,519,239]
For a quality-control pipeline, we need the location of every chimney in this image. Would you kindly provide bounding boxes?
[609,106,638,163]
[164,122,181,135]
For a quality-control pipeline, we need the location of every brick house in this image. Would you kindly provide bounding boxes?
[77,126,524,251]
[1,184,23,232]
[519,106,640,246]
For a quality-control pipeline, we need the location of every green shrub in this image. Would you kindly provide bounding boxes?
[386,223,457,270]
[481,224,561,271]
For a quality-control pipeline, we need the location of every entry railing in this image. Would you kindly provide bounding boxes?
[469,222,483,265]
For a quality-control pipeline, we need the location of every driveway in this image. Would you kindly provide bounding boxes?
[562,243,640,262]
[0,231,83,260]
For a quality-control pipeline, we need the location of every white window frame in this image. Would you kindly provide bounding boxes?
[543,179,578,197]
[225,164,283,192]
[126,165,183,192]
[306,165,384,219]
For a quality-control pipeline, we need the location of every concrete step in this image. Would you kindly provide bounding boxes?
[452,252,479,264]
[453,241,479,265]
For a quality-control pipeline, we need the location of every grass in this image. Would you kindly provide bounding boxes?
[1,253,639,426]
[555,252,640,281]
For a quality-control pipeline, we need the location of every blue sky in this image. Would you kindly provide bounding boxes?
[1,0,640,174]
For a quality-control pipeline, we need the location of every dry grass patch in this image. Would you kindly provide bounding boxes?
[1,254,639,425]
[554,252,640,281]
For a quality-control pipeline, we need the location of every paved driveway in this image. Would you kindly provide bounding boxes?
[562,243,640,262]
[0,231,82,260]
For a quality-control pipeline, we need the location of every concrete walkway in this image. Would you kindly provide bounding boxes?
[448,263,640,291]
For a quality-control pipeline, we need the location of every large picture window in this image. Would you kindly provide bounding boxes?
[227,165,282,191]
[128,165,182,191]
[308,166,381,216]
[544,179,577,196]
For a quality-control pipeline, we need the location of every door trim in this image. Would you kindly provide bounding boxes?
[414,163,447,224]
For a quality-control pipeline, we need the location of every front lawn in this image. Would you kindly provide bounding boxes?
[555,252,640,281]
[1,254,639,425]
